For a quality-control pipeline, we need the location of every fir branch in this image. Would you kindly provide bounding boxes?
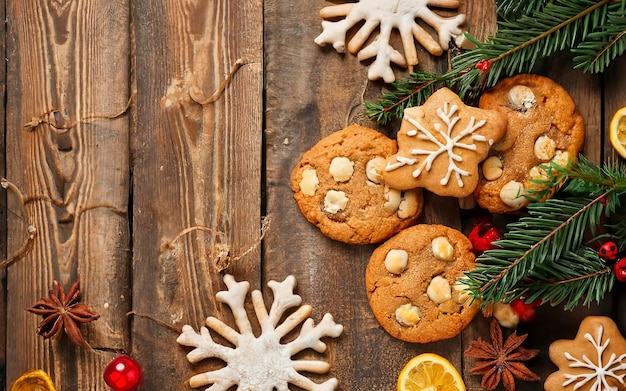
[495,0,545,21]
[364,71,452,125]
[572,9,626,73]
[367,0,623,124]
[462,157,626,310]
[454,0,617,87]
[465,195,608,303]
[518,247,614,311]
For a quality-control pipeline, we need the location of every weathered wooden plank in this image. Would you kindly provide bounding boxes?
[0,0,6,386]
[4,1,131,390]
[131,0,262,389]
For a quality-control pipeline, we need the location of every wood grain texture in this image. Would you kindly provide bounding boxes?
[131,0,262,389]
[4,1,131,389]
[0,0,624,390]
[0,0,5,385]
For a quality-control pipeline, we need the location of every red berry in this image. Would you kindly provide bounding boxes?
[103,355,143,391]
[599,241,619,262]
[475,60,491,72]
[614,257,626,282]
[510,299,540,323]
[468,219,501,254]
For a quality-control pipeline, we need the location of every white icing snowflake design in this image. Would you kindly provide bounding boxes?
[314,0,465,82]
[177,274,344,391]
[562,325,626,391]
[385,101,488,188]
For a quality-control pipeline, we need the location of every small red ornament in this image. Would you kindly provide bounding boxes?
[614,257,626,282]
[475,60,491,73]
[103,355,143,391]
[598,241,619,262]
[510,299,541,323]
[468,218,501,254]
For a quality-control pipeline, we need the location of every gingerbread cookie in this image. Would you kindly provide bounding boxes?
[365,224,480,343]
[382,87,508,197]
[475,74,586,213]
[291,124,423,244]
[545,316,626,391]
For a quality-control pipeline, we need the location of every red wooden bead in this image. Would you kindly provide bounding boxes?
[614,257,626,282]
[598,241,619,262]
[468,219,501,254]
[510,299,540,323]
[103,355,143,391]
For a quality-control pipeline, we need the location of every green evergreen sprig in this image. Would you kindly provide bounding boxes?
[366,0,626,125]
[461,156,626,311]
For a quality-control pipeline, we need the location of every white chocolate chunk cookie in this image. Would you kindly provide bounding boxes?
[475,74,585,213]
[291,124,423,244]
[382,87,508,197]
[365,224,480,343]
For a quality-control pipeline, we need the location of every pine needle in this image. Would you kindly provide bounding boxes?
[367,0,625,124]
[461,156,626,311]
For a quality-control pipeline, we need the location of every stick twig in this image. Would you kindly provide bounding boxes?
[189,58,247,105]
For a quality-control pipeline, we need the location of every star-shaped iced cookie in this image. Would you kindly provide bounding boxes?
[545,316,626,391]
[382,88,507,197]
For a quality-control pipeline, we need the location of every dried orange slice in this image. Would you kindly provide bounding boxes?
[397,353,466,391]
[610,107,626,159]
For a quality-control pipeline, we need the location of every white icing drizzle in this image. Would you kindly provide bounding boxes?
[389,101,489,187]
[384,156,417,171]
[562,325,626,391]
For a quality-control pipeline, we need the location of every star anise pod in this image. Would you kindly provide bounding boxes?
[27,280,100,348]
[464,319,540,391]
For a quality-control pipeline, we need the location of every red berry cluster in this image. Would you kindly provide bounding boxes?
[510,299,541,323]
[468,218,501,254]
[598,241,626,282]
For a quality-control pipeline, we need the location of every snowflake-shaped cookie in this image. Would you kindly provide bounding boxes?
[177,274,344,391]
[545,316,626,391]
[314,0,465,82]
[382,87,507,197]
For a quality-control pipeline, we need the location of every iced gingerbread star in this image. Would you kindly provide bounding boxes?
[177,274,344,391]
[382,88,508,197]
[314,0,465,82]
[545,316,626,391]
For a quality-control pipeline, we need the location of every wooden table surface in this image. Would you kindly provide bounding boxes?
[1,1,625,390]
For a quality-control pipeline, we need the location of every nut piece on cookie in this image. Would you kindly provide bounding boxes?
[395,303,421,326]
[382,87,508,198]
[545,316,626,391]
[475,74,585,214]
[365,224,480,343]
[427,276,452,304]
[385,249,409,275]
[299,167,319,196]
[329,157,355,182]
[291,124,424,244]
[431,236,455,261]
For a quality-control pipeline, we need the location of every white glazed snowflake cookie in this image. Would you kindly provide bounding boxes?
[382,87,508,198]
[177,274,344,391]
[545,316,626,391]
[314,0,465,83]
